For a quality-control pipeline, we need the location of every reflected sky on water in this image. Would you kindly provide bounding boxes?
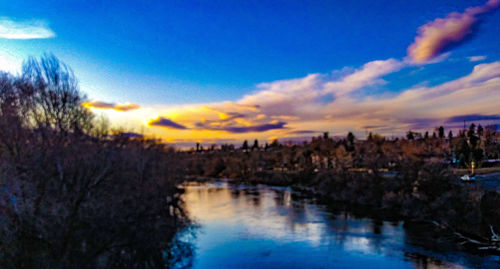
[179,182,499,268]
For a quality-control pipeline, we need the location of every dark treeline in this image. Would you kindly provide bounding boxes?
[0,55,192,268]
[183,129,500,251]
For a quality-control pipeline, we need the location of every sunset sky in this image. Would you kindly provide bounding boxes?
[1,0,500,147]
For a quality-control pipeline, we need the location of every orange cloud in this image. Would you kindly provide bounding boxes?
[106,58,500,146]
[82,101,140,112]
[407,0,500,63]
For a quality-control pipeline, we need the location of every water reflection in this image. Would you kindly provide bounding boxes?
[179,182,499,268]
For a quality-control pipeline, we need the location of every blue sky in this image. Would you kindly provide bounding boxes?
[1,0,500,144]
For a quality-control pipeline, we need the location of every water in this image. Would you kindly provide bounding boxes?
[179,181,499,268]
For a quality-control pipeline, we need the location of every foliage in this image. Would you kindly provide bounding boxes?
[0,55,191,268]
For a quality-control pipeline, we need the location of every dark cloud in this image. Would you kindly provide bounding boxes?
[115,132,144,138]
[288,130,318,134]
[361,125,389,130]
[82,101,140,112]
[223,122,287,133]
[196,121,287,133]
[403,118,438,130]
[149,117,187,130]
[445,114,500,123]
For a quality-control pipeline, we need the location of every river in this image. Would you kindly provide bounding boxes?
[177,181,499,268]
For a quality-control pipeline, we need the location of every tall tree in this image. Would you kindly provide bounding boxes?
[407,131,415,140]
[21,54,93,134]
[438,126,445,138]
[468,123,476,138]
[252,139,259,150]
[346,132,355,151]
[477,124,484,137]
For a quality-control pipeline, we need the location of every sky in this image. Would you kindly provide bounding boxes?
[1,0,500,147]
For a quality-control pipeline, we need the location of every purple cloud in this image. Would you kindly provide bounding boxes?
[407,0,500,63]
[82,101,140,111]
[115,132,144,138]
[222,122,287,133]
[148,117,187,129]
[288,130,318,134]
[445,114,500,123]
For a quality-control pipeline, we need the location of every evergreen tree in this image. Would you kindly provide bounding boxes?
[346,132,355,151]
[477,124,484,136]
[468,123,476,138]
[438,126,445,138]
[252,139,259,150]
[242,140,249,151]
[407,131,415,140]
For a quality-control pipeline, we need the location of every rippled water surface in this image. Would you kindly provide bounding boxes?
[179,181,499,268]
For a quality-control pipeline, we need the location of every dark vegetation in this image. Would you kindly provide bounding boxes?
[0,55,191,268]
[184,129,500,252]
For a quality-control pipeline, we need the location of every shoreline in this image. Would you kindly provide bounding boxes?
[185,171,500,256]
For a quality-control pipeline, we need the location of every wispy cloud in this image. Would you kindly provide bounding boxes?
[445,114,500,123]
[407,0,500,63]
[468,55,487,62]
[0,17,55,39]
[95,0,500,144]
[135,60,500,142]
[199,121,287,133]
[82,101,140,112]
[323,59,405,97]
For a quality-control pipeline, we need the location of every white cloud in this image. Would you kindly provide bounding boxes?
[0,50,22,74]
[323,59,405,97]
[0,17,55,39]
[92,55,500,144]
[468,55,487,62]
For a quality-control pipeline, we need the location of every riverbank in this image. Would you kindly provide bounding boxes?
[181,181,500,268]
[186,164,500,255]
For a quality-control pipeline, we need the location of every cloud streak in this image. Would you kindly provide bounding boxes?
[0,17,55,39]
[206,122,287,133]
[407,0,500,63]
[82,101,140,112]
[445,114,500,123]
[469,55,487,62]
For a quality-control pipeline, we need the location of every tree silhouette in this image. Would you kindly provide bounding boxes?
[252,139,259,150]
[406,131,415,140]
[438,126,445,138]
[242,140,249,151]
[0,55,191,268]
[477,124,484,137]
[346,132,355,151]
